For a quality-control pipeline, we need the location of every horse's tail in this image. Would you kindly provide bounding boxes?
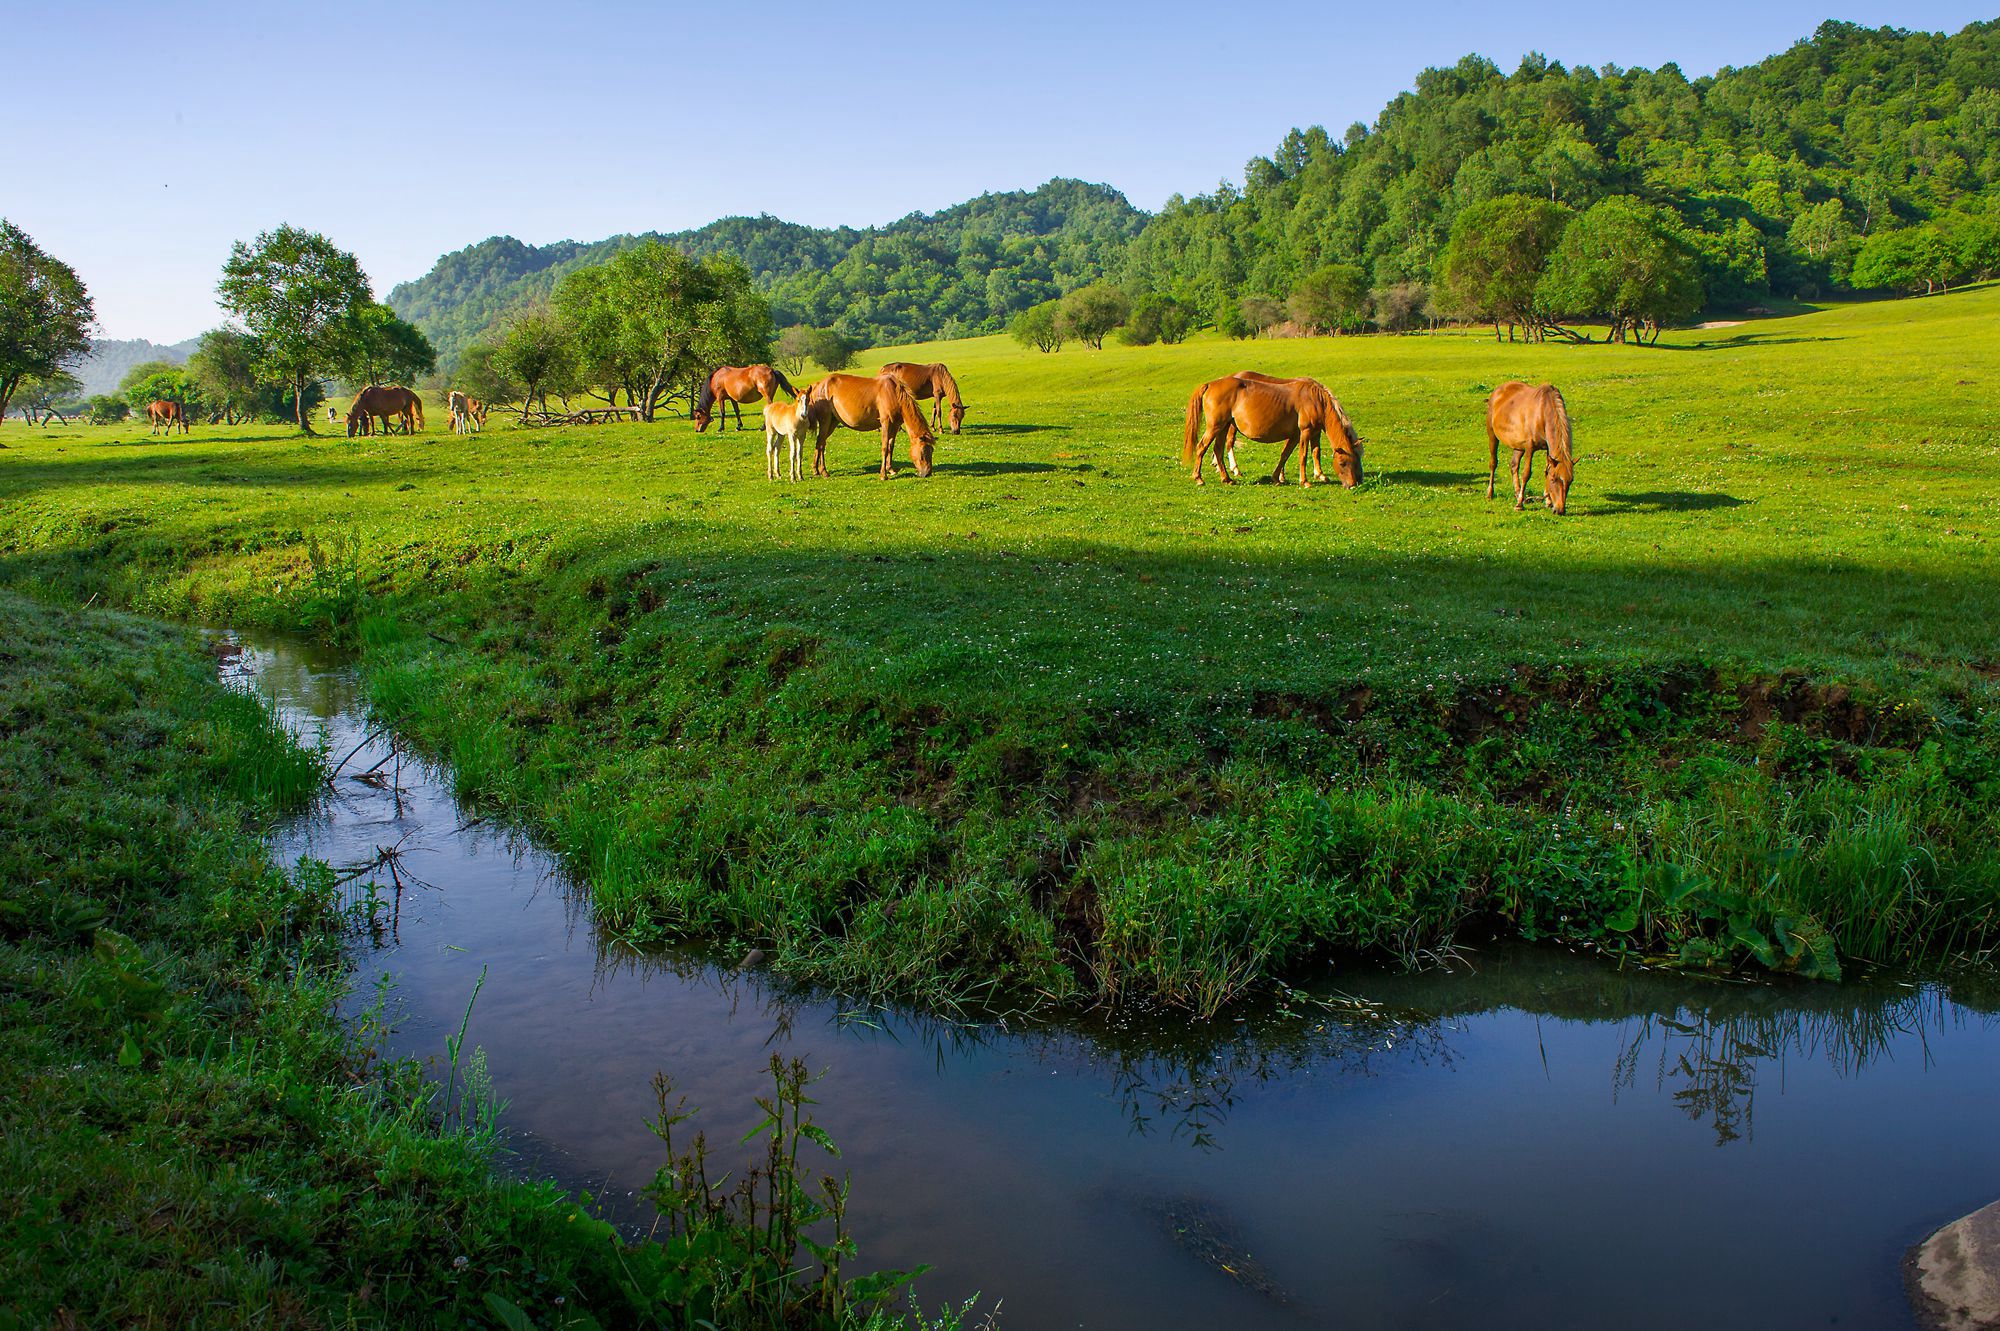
[410,392,425,430]
[1183,383,1206,468]
[1544,385,1571,461]
[771,368,797,400]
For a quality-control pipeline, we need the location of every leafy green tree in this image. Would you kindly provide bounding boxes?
[555,242,769,420]
[186,327,268,423]
[1370,281,1434,332]
[83,394,129,424]
[1438,195,1569,340]
[1121,293,1194,346]
[337,302,437,388]
[454,341,525,409]
[0,219,95,424]
[773,324,813,375]
[1056,282,1130,349]
[218,225,372,432]
[1852,222,1964,295]
[1289,264,1369,334]
[15,370,82,424]
[493,308,576,415]
[1237,295,1285,338]
[805,328,857,372]
[1009,301,1064,353]
[118,360,183,406]
[1538,198,1704,342]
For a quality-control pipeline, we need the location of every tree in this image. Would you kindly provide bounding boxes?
[1289,264,1369,335]
[1851,222,1962,295]
[1438,196,1569,340]
[218,225,372,432]
[773,324,813,375]
[0,219,95,424]
[1009,301,1063,353]
[1056,282,1130,349]
[83,394,129,424]
[555,241,770,420]
[804,328,857,372]
[454,341,525,409]
[186,327,267,423]
[15,371,82,424]
[1121,293,1194,346]
[494,308,576,416]
[1237,295,1285,338]
[1538,198,1704,342]
[1370,282,1434,332]
[337,302,437,388]
[122,365,197,418]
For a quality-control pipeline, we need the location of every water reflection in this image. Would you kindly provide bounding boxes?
[225,634,2000,1331]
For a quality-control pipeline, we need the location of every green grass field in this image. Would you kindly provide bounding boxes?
[4,289,1997,1013]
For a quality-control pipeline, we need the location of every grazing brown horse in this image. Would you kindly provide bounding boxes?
[1183,375,1361,488]
[145,400,190,435]
[1223,371,1340,479]
[694,364,796,432]
[799,374,936,479]
[1486,381,1573,515]
[346,385,425,438]
[879,361,966,433]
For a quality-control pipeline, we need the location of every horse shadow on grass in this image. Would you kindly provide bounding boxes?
[1660,334,1842,352]
[1594,491,1749,514]
[933,459,1079,477]
[1381,469,1484,488]
[959,422,1073,437]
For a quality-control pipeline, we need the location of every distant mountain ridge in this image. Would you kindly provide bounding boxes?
[387,179,1145,365]
[75,337,201,397]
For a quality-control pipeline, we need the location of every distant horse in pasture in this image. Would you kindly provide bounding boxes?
[879,361,967,433]
[146,400,190,435]
[346,385,425,438]
[762,396,822,482]
[447,390,483,434]
[694,364,796,432]
[799,374,936,479]
[1485,381,1573,515]
[1183,375,1360,487]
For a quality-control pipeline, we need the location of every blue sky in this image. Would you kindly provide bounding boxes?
[4,1,1992,341]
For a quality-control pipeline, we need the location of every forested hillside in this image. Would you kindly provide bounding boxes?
[390,180,1142,364]
[391,19,2000,366]
[75,337,200,397]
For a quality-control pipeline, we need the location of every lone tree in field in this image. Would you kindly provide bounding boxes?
[494,307,577,416]
[1289,264,1369,335]
[1010,300,1064,353]
[0,220,95,425]
[1057,283,1130,349]
[218,225,371,432]
[1438,195,1569,341]
[337,302,437,389]
[556,241,770,421]
[1538,197,1704,343]
[1122,293,1193,346]
[773,324,813,375]
[805,327,857,372]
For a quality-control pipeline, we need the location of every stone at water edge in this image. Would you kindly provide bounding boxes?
[1909,1199,2000,1331]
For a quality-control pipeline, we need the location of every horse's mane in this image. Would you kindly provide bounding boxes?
[1543,386,1572,463]
[890,380,933,438]
[770,366,797,399]
[934,363,961,403]
[694,372,716,417]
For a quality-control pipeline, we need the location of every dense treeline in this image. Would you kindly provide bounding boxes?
[1127,19,2000,326]
[391,180,1143,366]
[391,19,2000,370]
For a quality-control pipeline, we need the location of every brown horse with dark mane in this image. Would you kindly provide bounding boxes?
[1183,375,1361,487]
[1486,381,1573,515]
[879,361,966,433]
[146,400,190,435]
[346,385,425,438]
[694,364,796,432]
[799,374,936,479]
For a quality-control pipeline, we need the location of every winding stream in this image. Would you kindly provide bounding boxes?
[230,635,2000,1330]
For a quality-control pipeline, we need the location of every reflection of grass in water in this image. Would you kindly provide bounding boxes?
[1155,1195,1288,1303]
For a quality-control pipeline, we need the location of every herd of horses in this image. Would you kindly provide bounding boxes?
[145,358,1577,516]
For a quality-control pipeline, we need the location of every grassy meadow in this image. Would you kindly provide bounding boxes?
[3,288,1997,1013]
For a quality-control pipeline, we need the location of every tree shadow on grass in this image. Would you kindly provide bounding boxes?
[1659,334,1844,352]
[1595,491,1750,514]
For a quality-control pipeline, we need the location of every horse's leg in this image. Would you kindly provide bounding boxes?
[1226,424,1240,479]
[1487,427,1500,499]
[1209,421,1233,485]
[880,421,897,480]
[1299,429,1312,488]
[766,424,778,480]
[1272,437,1294,484]
[1516,449,1531,511]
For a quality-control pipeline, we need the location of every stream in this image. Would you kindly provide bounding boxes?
[229,634,2000,1330]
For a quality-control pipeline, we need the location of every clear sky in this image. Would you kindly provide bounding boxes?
[4,0,1992,342]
